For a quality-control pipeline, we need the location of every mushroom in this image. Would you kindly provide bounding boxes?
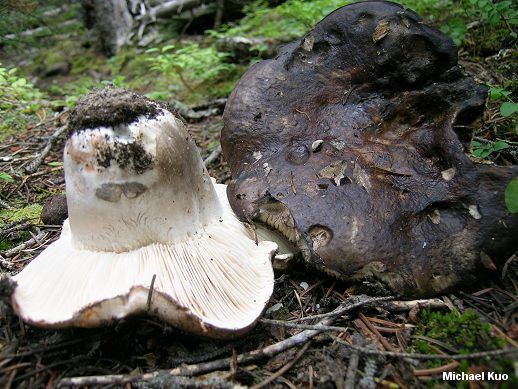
[222,1,518,296]
[11,87,276,337]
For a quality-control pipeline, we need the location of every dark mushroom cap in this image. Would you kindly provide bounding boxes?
[222,1,518,297]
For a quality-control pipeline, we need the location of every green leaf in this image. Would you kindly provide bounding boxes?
[162,45,176,52]
[0,172,14,183]
[492,140,509,151]
[505,179,518,213]
[471,140,508,159]
[473,147,492,159]
[500,102,518,117]
[12,78,27,87]
[47,162,63,167]
[489,86,511,101]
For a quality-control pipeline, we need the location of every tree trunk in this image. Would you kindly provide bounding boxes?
[82,0,133,56]
[213,0,224,29]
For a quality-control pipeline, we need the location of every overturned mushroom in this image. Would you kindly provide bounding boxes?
[11,87,276,337]
[222,1,518,296]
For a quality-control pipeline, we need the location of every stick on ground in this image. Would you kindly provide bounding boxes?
[344,351,359,389]
[25,125,67,173]
[58,295,388,387]
[203,144,222,167]
[1,230,47,258]
[334,337,518,360]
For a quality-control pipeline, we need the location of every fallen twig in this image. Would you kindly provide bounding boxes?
[172,98,225,121]
[0,336,96,360]
[344,350,359,389]
[119,373,245,388]
[0,221,32,239]
[147,274,157,311]
[291,295,393,322]
[0,254,14,270]
[25,125,67,173]
[334,337,518,360]
[58,295,389,386]
[414,361,459,377]
[1,230,47,258]
[0,199,13,211]
[358,312,397,352]
[203,145,222,167]
[251,342,310,389]
[261,318,348,333]
[379,298,447,312]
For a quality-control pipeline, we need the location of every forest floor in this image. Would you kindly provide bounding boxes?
[0,98,516,389]
[0,1,517,388]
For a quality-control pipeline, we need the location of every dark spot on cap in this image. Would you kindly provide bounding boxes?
[308,225,333,250]
[95,182,148,202]
[121,182,148,198]
[94,137,155,174]
[286,144,310,165]
[96,183,123,202]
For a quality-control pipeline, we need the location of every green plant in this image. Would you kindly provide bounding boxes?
[500,102,518,117]
[417,309,501,352]
[0,65,46,140]
[401,0,518,47]
[411,309,516,386]
[505,179,518,213]
[0,172,14,183]
[0,203,43,228]
[215,0,349,41]
[0,66,43,111]
[146,43,236,100]
[471,139,509,158]
[489,86,517,118]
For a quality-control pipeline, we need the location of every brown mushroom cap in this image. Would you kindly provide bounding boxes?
[222,1,518,296]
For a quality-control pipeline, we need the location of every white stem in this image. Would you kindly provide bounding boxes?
[65,110,223,252]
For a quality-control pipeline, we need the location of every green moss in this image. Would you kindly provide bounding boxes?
[0,204,43,227]
[411,308,513,386]
[39,49,67,68]
[70,49,107,76]
[413,309,504,354]
[0,239,13,251]
[0,230,32,252]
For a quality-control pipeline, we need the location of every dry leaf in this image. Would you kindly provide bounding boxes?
[372,20,390,43]
[318,160,347,186]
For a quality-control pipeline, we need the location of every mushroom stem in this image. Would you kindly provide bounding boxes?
[12,87,276,336]
[65,111,223,252]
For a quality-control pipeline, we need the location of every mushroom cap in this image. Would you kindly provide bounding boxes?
[12,202,275,336]
[222,1,518,296]
[12,87,276,337]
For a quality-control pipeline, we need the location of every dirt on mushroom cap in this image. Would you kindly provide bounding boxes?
[68,86,163,135]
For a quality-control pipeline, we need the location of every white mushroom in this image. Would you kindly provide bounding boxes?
[11,88,276,337]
